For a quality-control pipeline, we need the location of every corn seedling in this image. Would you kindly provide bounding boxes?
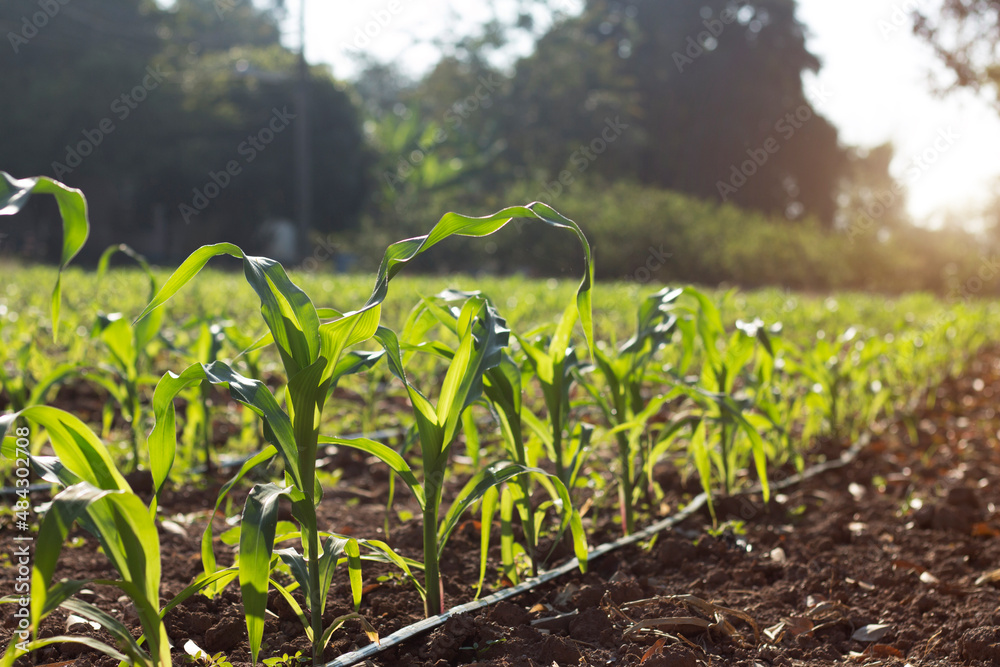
[0,172,89,340]
[0,408,235,667]
[660,289,773,516]
[577,287,683,534]
[407,290,588,587]
[139,203,594,657]
[516,304,590,494]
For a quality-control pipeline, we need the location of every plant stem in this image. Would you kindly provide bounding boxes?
[720,418,731,496]
[616,431,634,535]
[552,422,565,484]
[201,391,213,475]
[423,492,442,616]
[129,389,142,470]
[517,478,539,576]
[308,521,322,666]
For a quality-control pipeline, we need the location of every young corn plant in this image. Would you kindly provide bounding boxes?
[576,287,683,535]
[140,203,594,657]
[406,290,588,587]
[0,171,89,340]
[179,320,228,474]
[659,289,774,517]
[139,248,381,666]
[785,327,890,443]
[0,408,236,667]
[0,337,79,415]
[516,305,589,493]
[86,244,165,468]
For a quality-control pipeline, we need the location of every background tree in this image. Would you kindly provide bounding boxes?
[1,0,367,263]
[498,0,846,225]
[913,1,1000,104]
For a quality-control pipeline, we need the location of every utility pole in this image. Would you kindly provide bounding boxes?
[293,0,311,263]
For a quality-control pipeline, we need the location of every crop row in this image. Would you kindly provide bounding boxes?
[0,174,997,667]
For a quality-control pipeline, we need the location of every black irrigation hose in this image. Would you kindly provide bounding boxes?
[323,433,871,667]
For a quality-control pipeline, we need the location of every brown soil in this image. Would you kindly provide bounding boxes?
[4,348,1000,666]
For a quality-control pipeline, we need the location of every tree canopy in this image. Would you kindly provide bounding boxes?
[1,0,367,262]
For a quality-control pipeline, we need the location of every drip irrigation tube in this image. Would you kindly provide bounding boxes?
[323,434,870,667]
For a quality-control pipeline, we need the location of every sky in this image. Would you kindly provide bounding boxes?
[289,0,1000,228]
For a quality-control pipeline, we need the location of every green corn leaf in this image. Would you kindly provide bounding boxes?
[149,362,298,500]
[318,303,382,385]
[436,301,480,428]
[517,336,554,385]
[476,486,499,597]
[690,420,714,518]
[438,464,543,551]
[327,350,385,394]
[439,297,510,447]
[25,363,82,408]
[286,357,329,502]
[61,596,153,665]
[364,203,593,351]
[719,398,771,502]
[135,243,242,324]
[242,254,320,373]
[373,326,409,386]
[30,580,88,620]
[31,483,115,627]
[94,315,138,377]
[620,287,683,357]
[318,435,425,508]
[137,244,321,374]
[90,494,163,618]
[1,636,131,667]
[275,547,312,600]
[240,483,292,665]
[275,535,353,616]
[202,447,277,590]
[0,407,128,491]
[158,568,239,619]
[319,613,379,652]
[548,303,578,360]
[356,539,425,596]
[345,538,363,611]
[24,455,81,488]
[30,482,167,665]
[461,408,482,467]
[97,243,163,349]
[268,577,313,640]
[91,578,170,667]
[0,172,89,340]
